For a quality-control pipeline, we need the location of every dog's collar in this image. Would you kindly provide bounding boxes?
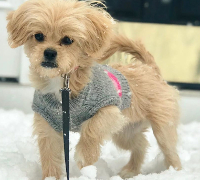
[74,66,79,71]
[61,66,79,77]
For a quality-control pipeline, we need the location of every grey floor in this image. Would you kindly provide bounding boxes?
[0,82,200,123]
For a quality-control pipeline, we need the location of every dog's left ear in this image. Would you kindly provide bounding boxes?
[6,1,34,49]
[6,11,17,48]
[82,3,115,58]
[7,9,30,48]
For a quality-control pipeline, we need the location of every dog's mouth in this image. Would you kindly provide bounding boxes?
[41,61,58,68]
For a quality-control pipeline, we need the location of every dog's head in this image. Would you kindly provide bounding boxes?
[7,0,115,78]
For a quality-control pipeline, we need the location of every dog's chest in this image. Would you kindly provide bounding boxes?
[42,77,63,100]
[32,64,132,132]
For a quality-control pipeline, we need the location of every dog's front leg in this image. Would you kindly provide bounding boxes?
[33,113,63,180]
[75,106,128,169]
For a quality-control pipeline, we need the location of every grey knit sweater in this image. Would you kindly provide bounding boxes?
[32,64,131,132]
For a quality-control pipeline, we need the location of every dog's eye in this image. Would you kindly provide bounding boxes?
[61,36,74,45]
[35,33,45,42]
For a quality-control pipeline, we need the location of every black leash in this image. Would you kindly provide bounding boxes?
[61,74,71,180]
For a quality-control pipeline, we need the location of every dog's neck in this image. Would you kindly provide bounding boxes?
[68,67,91,98]
[30,67,91,100]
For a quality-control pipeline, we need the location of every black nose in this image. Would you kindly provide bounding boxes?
[44,49,57,61]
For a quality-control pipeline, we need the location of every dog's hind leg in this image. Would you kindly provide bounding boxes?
[112,122,149,179]
[146,81,182,171]
[150,118,182,170]
[148,92,182,170]
[33,113,63,180]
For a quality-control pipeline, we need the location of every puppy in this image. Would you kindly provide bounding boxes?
[7,0,182,179]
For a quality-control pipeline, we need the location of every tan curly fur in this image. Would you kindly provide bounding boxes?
[7,0,181,179]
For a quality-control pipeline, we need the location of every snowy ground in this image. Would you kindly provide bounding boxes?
[0,109,200,180]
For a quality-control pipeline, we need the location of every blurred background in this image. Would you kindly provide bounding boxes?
[0,0,200,123]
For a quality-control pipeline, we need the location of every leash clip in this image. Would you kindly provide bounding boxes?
[61,74,71,93]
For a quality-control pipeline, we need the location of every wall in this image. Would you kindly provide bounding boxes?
[0,7,21,78]
[106,22,200,83]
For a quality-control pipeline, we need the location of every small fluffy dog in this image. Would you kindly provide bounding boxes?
[7,0,182,179]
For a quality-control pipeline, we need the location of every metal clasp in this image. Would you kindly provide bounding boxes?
[61,74,71,93]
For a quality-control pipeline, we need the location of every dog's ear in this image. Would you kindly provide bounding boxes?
[82,2,115,58]
[6,3,33,48]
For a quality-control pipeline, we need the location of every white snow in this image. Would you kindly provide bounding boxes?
[0,108,200,180]
[80,166,97,179]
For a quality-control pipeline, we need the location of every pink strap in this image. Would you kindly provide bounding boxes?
[104,70,122,97]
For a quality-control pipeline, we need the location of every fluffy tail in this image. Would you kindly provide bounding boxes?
[100,35,161,74]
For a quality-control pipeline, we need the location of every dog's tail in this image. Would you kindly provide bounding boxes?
[100,35,161,74]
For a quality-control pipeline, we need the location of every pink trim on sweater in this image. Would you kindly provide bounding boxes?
[104,70,122,97]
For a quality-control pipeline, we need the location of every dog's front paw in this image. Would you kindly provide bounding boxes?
[74,139,100,169]
[118,165,140,179]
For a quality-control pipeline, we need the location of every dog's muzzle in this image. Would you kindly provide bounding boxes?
[41,48,58,68]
